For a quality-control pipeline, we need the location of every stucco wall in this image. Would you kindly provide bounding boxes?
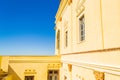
[101,0,120,48]
[1,56,9,72]
[55,0,120,79]
[9,56,61,80]
[9,63,48,80]
[55,0,120,54]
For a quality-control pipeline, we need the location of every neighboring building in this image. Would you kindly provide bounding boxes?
[0,56,11,80]
[55,0,120,80]
[0,0,120,80]
[9,56,61,80]
[0,56,61,80]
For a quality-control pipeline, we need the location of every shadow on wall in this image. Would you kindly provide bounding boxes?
[8,65,21,80]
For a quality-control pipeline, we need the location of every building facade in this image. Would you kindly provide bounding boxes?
[0,56,61,80]
[55,0,120,80]
[0,0,120,80]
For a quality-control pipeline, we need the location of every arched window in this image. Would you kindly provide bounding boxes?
[57,30,60,49]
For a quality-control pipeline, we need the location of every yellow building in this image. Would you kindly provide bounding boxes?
[0,0,120,80]
[0,56,10,80]
[0,56,61,80]
[55,0,120,80]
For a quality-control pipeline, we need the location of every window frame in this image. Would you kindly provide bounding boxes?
[25,76,34,80]
[65,30,68,48]
[56,30,60,50]
[48,70,59,80]
[79,15,85,41]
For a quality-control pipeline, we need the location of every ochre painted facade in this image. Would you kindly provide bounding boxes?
[0,56,9,80]
[0,0,120,80]
[0,56,61,80]
[55,0,120,80]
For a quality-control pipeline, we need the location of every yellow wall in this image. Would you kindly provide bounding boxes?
[3,75,13,80]
[1,56,9,72]
[9,63,48,80]
[55,0,104,54]
[9,56,61,80]
[0,56,9,72]
[0,56,11,80]
[55,0,120,80]
[101,0,120,48]
[0,56,2,67]
[55,0,120,53]
[0,0,120,80]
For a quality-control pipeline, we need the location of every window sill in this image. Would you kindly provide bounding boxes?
[77,40,86,44]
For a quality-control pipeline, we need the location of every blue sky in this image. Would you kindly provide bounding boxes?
[0,0,59,55]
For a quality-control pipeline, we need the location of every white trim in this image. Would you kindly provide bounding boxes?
[62,60,120,76]
[9,60,60,63]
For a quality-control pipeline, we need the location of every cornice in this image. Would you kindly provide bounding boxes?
[9,59,61,63]
[55,0,72,23]
[94,70,104,80]
[24,69,37,74]
[61,47,120,55]
[9,56,61,63]
[76,0,85,16]
[47,63,61,69]
[62,60,120,76]
[9,56,60,60]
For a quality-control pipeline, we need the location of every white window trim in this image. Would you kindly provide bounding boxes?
[77,11,85,44]
[64,30,68,48]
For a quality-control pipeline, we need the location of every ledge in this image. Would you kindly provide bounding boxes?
[61,47,120,55]
[62,60,120,76]
[55,0,68,23]
[9,56,61,63]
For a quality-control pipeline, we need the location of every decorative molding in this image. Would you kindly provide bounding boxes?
[56,0,68,23]
[24,69,36,74]
[93,70,104,80]
[47,64,61,69]
[9,60,60,63]
[76,5,85,17]
[62,60,120,76]
[9,56,61,63]
[59,17,62,22]
[55,0,72,23]
[76,0,85,17]
[68,0,72,5]
[68,64,72,72]
[62,47,120,55]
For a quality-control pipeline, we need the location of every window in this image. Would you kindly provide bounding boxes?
[57,30,60,49]
[48,70,59,80]
[65,31,68,47]
[79,15,85,41]
[25,76,34,80]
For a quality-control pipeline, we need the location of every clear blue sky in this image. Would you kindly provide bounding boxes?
[0,0,60,55]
